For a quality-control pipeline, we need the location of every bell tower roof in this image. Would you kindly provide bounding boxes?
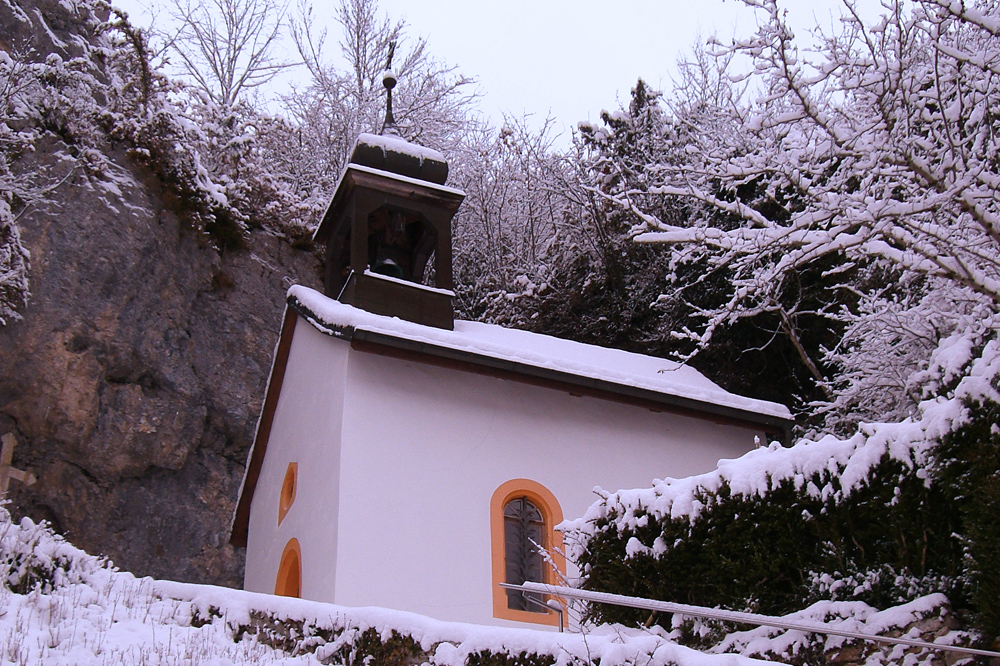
[347,133,450,186]
[312,62,464,330]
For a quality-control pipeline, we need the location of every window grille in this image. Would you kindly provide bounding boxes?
[503,497,546,612]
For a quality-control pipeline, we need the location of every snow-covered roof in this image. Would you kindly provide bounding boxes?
[289,285,792,426]
[355,132,446,165]
[341,162,465,197]
[232,286,793,546]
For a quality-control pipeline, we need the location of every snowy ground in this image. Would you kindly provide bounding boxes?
[1,502,978,666]
[0,505,781,666]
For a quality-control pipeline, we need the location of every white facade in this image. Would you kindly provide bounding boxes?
[241,294,789,628]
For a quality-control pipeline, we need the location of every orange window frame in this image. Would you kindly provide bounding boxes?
[278,462,298,525]
[490,479,566,625]
[275,537,302,598]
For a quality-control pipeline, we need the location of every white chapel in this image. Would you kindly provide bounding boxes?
[230,79,792,628]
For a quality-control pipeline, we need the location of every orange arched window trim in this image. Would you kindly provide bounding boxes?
[274,537,302,598]
[490,479,566,625]
[278,462,298,525]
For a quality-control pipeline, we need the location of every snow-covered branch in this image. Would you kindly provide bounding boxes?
[168,0,294,108]
[588,0,1000,426]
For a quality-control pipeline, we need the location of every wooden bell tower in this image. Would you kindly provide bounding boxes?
[312,51,464,330]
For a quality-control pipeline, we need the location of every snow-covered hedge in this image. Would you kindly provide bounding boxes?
[562,337,1000,647]
[0,509,110,595]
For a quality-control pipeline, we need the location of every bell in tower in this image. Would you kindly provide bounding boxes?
[312,45,464,330]
[367,206,435,282]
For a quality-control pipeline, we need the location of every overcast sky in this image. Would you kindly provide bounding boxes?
[374,0,828,133]
[113,0,879,141]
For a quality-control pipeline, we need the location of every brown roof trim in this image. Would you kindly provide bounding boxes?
[230,306,299,548]
[287,294,792,438]
[313,164,465,244]
[350,333,791,440]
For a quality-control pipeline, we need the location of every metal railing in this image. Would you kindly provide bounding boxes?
[502,582,1000,659]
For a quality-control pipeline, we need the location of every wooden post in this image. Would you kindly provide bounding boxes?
[0,433,36,494]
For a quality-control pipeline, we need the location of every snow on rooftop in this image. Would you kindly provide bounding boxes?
[289,285,792,422]
[343,162,466,196]
[356,132,447,164]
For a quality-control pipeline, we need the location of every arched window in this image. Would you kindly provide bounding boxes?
[274,538,302,598]
[503,497,546,612]
[278,462,297,525]
[490,480,565,625]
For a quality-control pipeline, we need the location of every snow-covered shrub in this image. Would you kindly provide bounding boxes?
[0,194,29,325]
[704,594,966,666]
[563,339,1000,647]
[0,44,101,323]
[929,401,1000,644]
[110,98,258,247]
[101,8,323,246]
[99,13,253,249]
[465,650,556,666]
[0,499,972,666]
[0,504,111,594]
[1,0,281,322]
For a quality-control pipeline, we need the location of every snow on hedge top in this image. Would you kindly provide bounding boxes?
[563,336,1000,555]
[289,285,791,421]
[157,579,780,666]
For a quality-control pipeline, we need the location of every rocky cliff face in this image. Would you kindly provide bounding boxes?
[1,137,321,586]
[0,0,322,587]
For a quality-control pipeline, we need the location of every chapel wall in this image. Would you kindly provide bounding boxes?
[329,349,763,628]
[243,319,350,600]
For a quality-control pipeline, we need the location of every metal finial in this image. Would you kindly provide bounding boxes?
[381,41,397,134]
